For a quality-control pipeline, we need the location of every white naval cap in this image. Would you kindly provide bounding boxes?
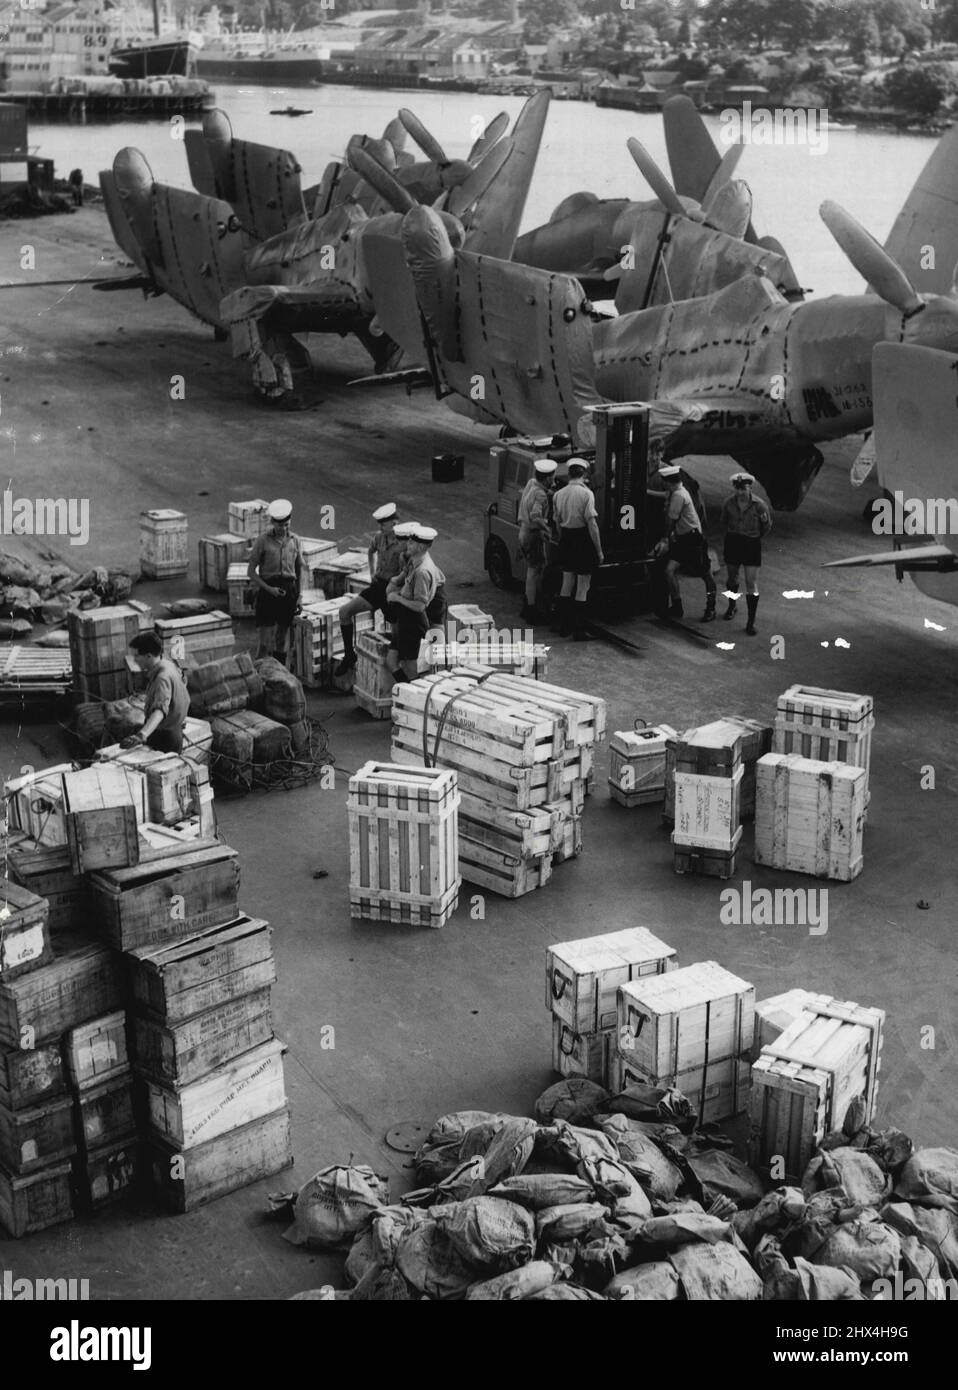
[393,521,418,537]
[658,465,682,479]
[730,471,756,485]
[566,457,590,472]
[409,524,438,543]
[373,502,397,521]
[534,459,558,476]
[267,498,293,521]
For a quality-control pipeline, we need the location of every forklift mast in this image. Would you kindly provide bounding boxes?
[590,404,650,567]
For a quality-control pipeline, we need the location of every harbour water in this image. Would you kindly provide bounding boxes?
[27,83,939,297]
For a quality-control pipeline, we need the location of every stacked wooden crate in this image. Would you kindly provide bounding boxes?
[547,928,678,1086]
[62,764,149,875]
[65,1012,138,1214]
[67,601,153,702]
[424,640,550,679]
[754,755,867,882]
[290,594,373,689]
[198,534,250,592]
[348,763,460,928]
[298,537,338,590]
[614,961,755,1123]
[390,668,604,898]
[671,721,744,879]
[314,548,369,599]
[155,612,234,670]
[0,646,73,701]
[353,631,393,720]
[227,563,256,619]
[228,499,270,540]
[5,762,75,848]
[609,723,678,807]
[749,993,885,1183]
[95,746,217,844]
[773,685,873,803]
[0,933,124,1236]
[6,840,90,935]
[140,509,189,580]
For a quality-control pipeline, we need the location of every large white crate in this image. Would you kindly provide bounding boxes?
[228,500,269,538]
[547,927,678,1035]
[617,960,754,1078]
[198,534,249,592]
[348,762,461,928]
[609,723,677,807]
[290,595,373,689]
[773,686,873,794]
[754,754,866,881]
[612,1052,750,1124]
[140,510,188,579]
[552,1018,615,1087]
[672,765,743,851]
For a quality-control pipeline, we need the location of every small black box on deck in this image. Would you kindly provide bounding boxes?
[432,453,464,483]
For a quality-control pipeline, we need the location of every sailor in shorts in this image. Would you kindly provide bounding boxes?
[720,472,772,635]
[335,502,404,675]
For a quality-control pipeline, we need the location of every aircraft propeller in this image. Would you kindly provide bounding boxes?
[468,111,510,162]
[347,147,418,214]
[399,108,450,167]
[444,138,513,219]
[626,137,696,220]
[820,201,924,317]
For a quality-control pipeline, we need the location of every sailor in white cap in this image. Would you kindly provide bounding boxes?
[720,472,772,634]
[552,457,603,640]
[517,458,558,623]
[384,523,447,683]
[247,498,302,665]
[335,502,404,675]
[654,466,716,622]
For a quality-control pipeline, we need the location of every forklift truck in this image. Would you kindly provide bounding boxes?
[484,403,706,614]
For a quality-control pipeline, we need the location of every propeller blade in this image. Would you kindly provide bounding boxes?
[702,143,746,212]
[704,180,752,239]
[820,200,923,315]
[382,116,407,153]
[445,138,513,220]
[347,147,418,213]
[399,108,448,166]
[468,111,509,163]
[626,137,688,220]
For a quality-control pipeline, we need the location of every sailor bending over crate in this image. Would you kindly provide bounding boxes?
[335,502,405,676]
[384,523,446,684]
[123,632,189,754]
[246,499,303,666]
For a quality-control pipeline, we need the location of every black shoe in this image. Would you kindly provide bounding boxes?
[701,603,716,623]
[745,594,759,635]
[669,601,684,620]
[723,600,737,621]
[335,653,357,676]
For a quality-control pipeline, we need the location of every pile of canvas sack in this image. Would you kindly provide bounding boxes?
[273,1080,958,1300]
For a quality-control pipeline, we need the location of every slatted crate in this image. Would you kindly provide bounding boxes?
[67,601,153,696]
[64,1012,129,1091]
[773,685,873,792]
[6,840,90,936]
[142,1036,287,1150]
[750,988,818,1062]
[74,1075,136,1153]
[0,1040,66,1112]
[547,927,679,1035]
[0,1158,74,1236]
[723,716,773,822]
[132,988,274,1087]
[63,764,147,875]
[0,879,53,982]
[0,935,124,1048]
[424,642,550,679]
[460,797,561,861]
[290,595,373,689]
[155,611,234,669]
[0,1094,76,1173]
[198,533,250,591]
[348,763,460,928]
[544,803,581,861]
[228,499,270,538]
[89,843,240,951]
[140,509,189,579]
[226,562,257,619]
[552,1018,615,1086]
[0,645,73,700]
[754,754,866,882]
[298,536,339,589]
[458,838,552,898]
[609,723,678,807]
[147,1103,292,1213]
[353,631,394,720]
[613,1053,751,1125]
[5,762,74,848]
[617,960,754,1081]
[73,1137,140,1214]
[313,548,369,599]
[96,746,200,827]
[445,604,494,638]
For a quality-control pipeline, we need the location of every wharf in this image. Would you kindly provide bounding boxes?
[0,207,955,1297]
[1,90,215,122]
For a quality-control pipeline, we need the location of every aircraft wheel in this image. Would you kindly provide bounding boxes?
[485,537,512,589]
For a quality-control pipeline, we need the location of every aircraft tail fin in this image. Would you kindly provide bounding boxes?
[884,127,958,296]
[457,89,551,260]
[196,108,307,239]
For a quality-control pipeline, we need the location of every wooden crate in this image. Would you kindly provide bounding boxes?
[455,668,606,745]
[723,716,773,822]
[183,716,213,767]
[142,1036,287,1150]
[74,1074,136,1152]
[127,915,273,1023]
[552,1018,614,1086]
[0,645,73,699]
[6,840,89,936]
[461,796,560,861]
[756,994,883,1127]
[155,611,234,669]
[5,762,75,847]
[228,499,270,538]
[609,724,678,808]
[754,754,867,882]
[198,533,249,591]
[0,879,53,982]
[424,642,550,679]
[140,508,189,579]
[0,1040,66,1112]
[67,601,152,681]
[748,1057,831,1183]
[458,838,552,898]
[446,604,494,637]
[64,1011,129,1091]
[132,988,274,1086]
[348,762,460,928]
[751,988,819,1062]
[0,1158,73,1237]
[96,747,200,827]
[617,960,754,1079]
[773,685,873,787]
[63,764,146,875]
[290,596,373,688]
[673,829,742,880]
[299,536,339,589]
[672,766,743,853]
[547,927,678,1035]
[90,843,240,951]
[0,1094,76,1173]
[313,548,369,599]
[73,1137,140,1213]
[613,1053,750,1124]
[147,1103,292,1213]
[0,936,124,1048]
[227,562,257,619]
[354,630,394,720]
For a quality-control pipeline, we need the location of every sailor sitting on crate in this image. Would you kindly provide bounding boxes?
[335,502,404,676]
[384,523,446,684]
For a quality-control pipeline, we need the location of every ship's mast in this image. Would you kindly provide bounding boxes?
[153,0,161,39]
